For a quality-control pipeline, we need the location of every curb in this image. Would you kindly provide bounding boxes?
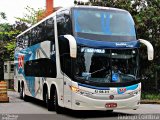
[141,100,160,104]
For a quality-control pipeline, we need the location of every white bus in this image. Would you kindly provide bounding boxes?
[14,6,154,113]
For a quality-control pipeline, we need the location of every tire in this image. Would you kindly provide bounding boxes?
[43,91,53,111]
[47,92,55,111]
[47,99,55,111]
[106,110,113,113]
[19,85,23,99]
[20,84,28,101]
[43,91,48,106]
[54,90,63,114]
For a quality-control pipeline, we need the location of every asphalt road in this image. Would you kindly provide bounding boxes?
[0,91,160,120]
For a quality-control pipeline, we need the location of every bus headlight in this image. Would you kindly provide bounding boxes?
[70,85,93,96]
[70,86,79,92]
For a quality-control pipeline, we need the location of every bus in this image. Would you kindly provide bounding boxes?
[14,6,154,113]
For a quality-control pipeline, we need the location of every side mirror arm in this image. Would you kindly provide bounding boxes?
[64,35,77,58]
[139,39,154,60]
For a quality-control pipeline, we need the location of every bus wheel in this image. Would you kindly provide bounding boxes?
[44,91,48,107]
[47,93,55,111]
[20,84,28,101]
[54,90,63,114]
[106,110,113,113]
[20,85,23,99]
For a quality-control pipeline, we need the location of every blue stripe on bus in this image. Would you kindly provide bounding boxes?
[78,83,110,90]
[76,37,140,49]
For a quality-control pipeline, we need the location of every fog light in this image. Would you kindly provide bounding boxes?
[75,102,80,105]
[109,95,114,100]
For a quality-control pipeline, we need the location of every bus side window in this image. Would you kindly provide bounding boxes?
[24,58,57,78]
[63,14,72,34]
[46,18,55,41]
[57,12,72,36]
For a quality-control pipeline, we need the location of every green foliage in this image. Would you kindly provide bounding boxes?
[0,6,42,62]
[0,22,25,61]
[0,12,6,20]
[15,6,45,26]
[142,92,160,100]
[4,41,16,60]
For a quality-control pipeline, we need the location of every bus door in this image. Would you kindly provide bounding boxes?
[62,56,72,108]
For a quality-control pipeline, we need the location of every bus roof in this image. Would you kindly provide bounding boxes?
[16,6,128,38]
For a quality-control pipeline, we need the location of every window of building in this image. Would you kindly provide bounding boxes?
[4,65,7,73]
[10,64,14,72]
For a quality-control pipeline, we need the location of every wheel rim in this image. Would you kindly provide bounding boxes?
[22,87,25,98]
[53,94,56,106]
[20,87,22,97]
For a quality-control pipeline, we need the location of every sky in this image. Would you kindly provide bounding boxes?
[0,0,88,24]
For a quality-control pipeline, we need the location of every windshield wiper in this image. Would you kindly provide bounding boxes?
[84,67,106,79]
[89,67,106,75]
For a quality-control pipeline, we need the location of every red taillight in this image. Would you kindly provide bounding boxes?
[119,88,126,92]
[105,103,117,108]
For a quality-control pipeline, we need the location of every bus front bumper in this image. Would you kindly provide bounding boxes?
[71,92,141,110]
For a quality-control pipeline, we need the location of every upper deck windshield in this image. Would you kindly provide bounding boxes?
[75,47,139,86]
[72,8,137,42]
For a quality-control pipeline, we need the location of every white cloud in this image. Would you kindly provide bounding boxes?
[0,0,90,24]
[0,0,45,24]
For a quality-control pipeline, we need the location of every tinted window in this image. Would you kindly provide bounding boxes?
[17,17,55,48]
[16,34,29,49]
[58,36,73,78]
[57,12,72,36]
[29,20,54,46]
[24,58,57,78]
[73,8,137,42]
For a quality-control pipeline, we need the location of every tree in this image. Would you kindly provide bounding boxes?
[0,12,6,20]
[15,6,45,26]
[0,17,28,80]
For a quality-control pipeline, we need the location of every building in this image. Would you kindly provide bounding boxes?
[4,61,14,89]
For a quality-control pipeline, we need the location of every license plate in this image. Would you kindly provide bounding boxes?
[105,103,117,108]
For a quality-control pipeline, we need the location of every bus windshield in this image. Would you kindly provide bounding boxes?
[75,47,139,84]
[73,8,137,41]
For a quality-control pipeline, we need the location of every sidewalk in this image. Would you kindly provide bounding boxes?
[141,100,160,104]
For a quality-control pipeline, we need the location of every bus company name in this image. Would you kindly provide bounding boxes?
[115,43,134,47]
[115,43,127,46]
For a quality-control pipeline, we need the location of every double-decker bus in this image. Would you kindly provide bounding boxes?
[14,6,154,113]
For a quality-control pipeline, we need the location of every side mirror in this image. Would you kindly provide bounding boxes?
[64,35,77,58]
[139,39,154,60]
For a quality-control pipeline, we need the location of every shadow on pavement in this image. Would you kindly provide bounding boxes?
[26,96,137,119]
[61,110,135,119]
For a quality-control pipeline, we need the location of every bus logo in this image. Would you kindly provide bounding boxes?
[18,55,24,69]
